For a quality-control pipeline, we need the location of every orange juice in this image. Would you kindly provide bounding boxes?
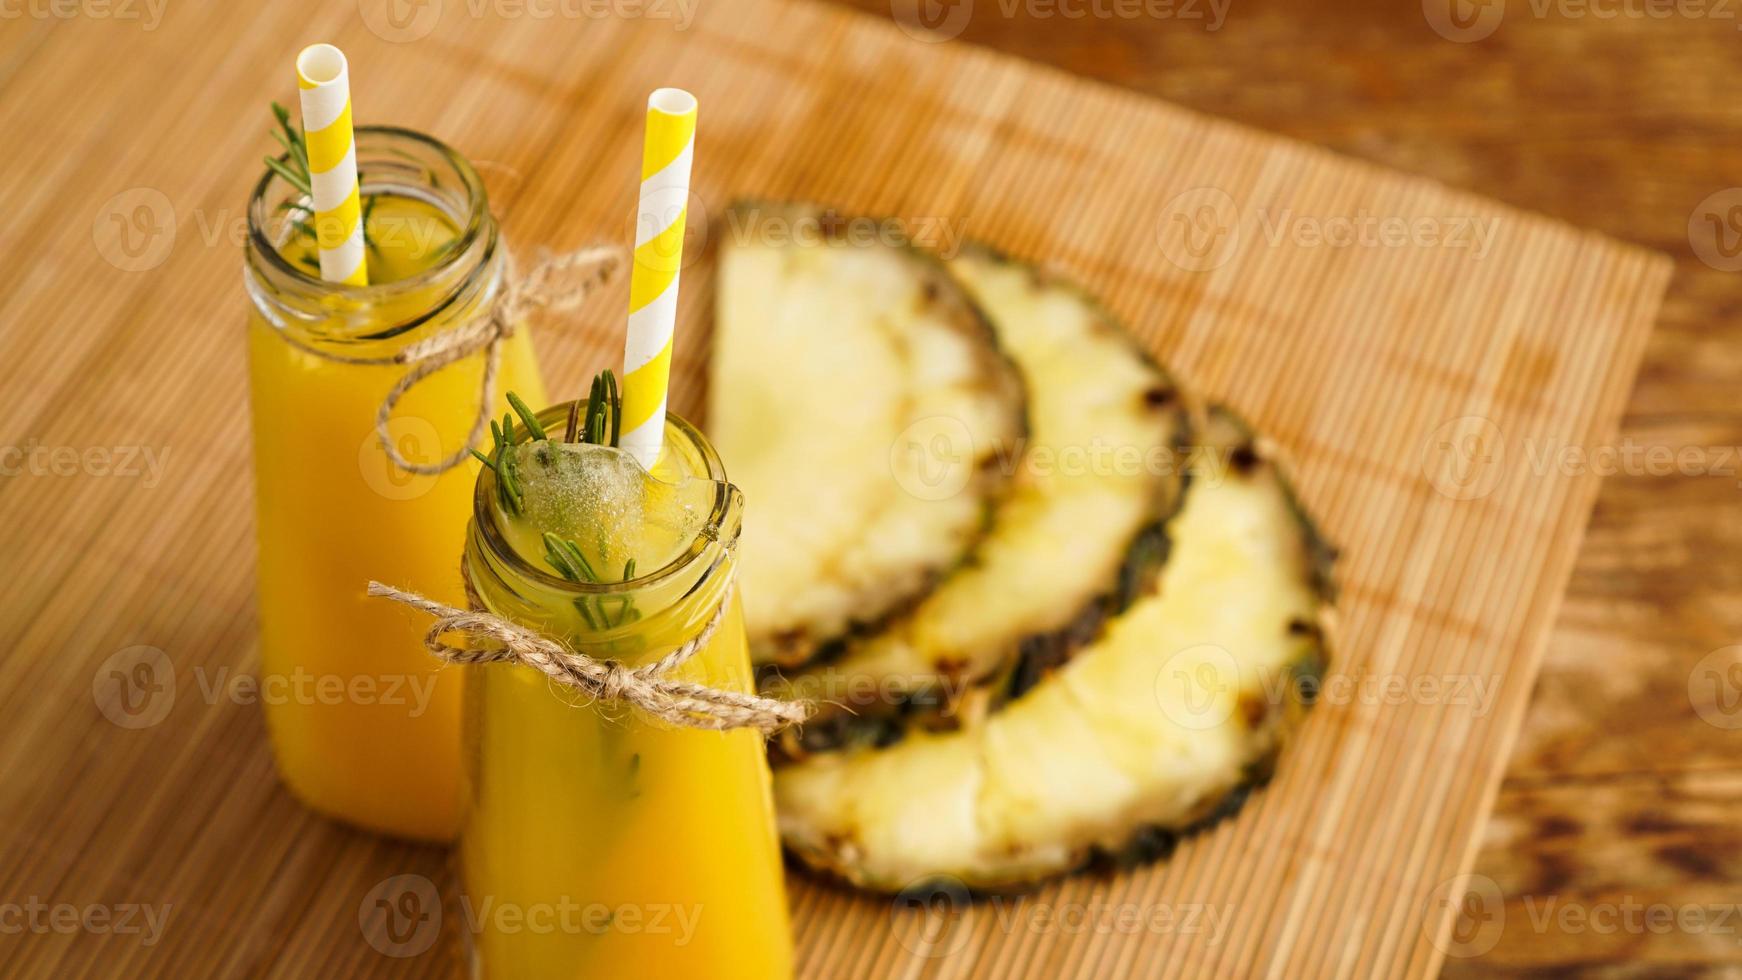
[459,410,792,978]
[245,128,544,841]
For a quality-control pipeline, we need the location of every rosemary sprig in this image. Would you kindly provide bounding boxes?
[265,101,376,255]
[542,532,641,628]
[565,369,622,447]
[471,414,526,516]
[472,374,642,628]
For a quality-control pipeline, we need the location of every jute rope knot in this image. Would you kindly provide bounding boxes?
[273,246,621,475]
[366,576,811,734]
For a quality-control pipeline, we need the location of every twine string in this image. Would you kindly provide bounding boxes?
[275,246,621,474]
[366,577,810,734]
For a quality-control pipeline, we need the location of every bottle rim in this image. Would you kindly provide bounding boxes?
[244,125,497,344]
[469,405,741,602]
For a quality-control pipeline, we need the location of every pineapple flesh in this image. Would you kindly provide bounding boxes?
[709,205,1027,668]
[768,247,1188,745]
[774,410,1335,891]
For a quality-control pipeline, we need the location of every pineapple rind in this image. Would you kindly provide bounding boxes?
[775,412,1333,891]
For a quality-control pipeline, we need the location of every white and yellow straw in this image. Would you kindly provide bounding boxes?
[295,44,368,286]
[620,88,698,469]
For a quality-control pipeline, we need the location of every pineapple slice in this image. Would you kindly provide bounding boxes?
[710,205,1027,667]
[775,411,1335,891]
[769,247,1187,746]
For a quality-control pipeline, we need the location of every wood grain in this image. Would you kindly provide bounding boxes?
[0,1,1677,977]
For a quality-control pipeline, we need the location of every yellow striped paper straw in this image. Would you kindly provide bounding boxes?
[295,44,367,286]
[620,88,697,469]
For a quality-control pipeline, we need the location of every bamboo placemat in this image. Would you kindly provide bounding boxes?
[0,0,1669,976]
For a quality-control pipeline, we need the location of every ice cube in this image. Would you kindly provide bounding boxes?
[508,441,715,581]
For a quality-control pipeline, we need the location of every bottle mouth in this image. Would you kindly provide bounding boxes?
[244,126,496,343]
[471,405,741,599]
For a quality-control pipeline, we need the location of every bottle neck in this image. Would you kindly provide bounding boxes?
[243,126,501,360]
[463,409,744,666]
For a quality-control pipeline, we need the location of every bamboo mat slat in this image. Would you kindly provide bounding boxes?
[0,1,1669,977]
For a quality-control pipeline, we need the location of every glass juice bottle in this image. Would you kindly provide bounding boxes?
[244,127,546,841]
[460,407,792,979]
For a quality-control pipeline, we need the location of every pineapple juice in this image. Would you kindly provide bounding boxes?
[460,410,792,979]
[246,129,545,841]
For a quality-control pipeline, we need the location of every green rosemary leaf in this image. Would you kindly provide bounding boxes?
[263,155,312,197]
[506,392,547,442]
[558,536,599,583]
[469,448,497,470]
[270,129,308,182]
[602,370,621,448]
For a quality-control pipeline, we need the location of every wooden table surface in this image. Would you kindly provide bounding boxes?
[1,1,1734,977]
[821,0,1742,975]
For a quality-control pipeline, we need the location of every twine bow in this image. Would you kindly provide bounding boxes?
[277,246,621,475]
[366,578,811,734]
